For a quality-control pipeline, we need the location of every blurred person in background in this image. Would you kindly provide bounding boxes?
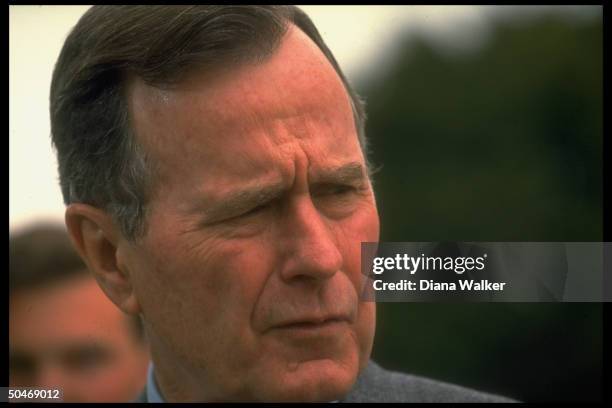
[9,223,150,402]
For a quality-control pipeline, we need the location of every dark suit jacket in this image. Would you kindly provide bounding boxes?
[133,360,515,402]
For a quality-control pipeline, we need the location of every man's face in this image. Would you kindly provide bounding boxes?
[9,276,149,402]
[123,25,380,402]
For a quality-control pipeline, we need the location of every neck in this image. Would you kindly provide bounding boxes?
[147,333,213,402]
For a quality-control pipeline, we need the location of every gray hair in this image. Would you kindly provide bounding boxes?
[50,6,368,241]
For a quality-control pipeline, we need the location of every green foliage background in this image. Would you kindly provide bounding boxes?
[357,10,602,402]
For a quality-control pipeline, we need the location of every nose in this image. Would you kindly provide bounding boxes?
[278,196,343,283]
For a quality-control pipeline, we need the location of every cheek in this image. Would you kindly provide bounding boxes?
[332,203,379,360]
[131,229,273,352]
[334,202,380,283]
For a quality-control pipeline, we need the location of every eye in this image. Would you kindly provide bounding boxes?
[63,346,112,373]
[311,182,367,220]
[240,202,270,218]
[315,184,358,198]
[331,185,357,195]
[9,353,37,376]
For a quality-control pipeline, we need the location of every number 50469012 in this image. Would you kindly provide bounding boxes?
[5,388,62,401]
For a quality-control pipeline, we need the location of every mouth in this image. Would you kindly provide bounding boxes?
[270,316,350,334]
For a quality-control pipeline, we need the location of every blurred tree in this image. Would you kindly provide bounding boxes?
[358,10,602,402]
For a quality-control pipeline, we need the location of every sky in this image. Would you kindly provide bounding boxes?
[9,5,596,232]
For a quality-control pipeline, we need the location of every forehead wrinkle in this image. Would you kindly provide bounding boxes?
[197,26,347,137]
[128,22,362,212]
[134,28,351,168]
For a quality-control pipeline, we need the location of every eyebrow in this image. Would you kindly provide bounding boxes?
[202,183,287,223]
[199,162,367,223]
[310,162,366,186]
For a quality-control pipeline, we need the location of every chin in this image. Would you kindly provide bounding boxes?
[259,358,358,402]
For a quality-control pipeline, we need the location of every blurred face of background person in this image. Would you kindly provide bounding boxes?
[54,6,379,402]
[9,225,150,402]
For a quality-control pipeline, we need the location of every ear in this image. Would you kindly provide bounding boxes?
[65,203,142,315]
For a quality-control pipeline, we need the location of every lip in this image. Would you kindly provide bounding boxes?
[269,316,350,333]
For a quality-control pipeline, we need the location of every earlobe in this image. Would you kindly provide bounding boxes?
[65,203,142,315]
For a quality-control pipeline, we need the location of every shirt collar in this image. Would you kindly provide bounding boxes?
[146,362,165,403]
[146,361,339,402]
